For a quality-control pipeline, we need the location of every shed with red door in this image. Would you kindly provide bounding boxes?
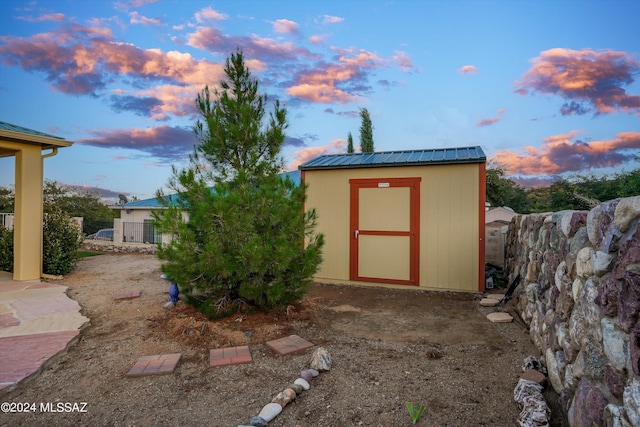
[299,146,487,292]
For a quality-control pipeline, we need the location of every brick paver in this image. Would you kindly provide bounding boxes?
[265,334,314,355]
[114,291,141,301]
[0,312,20,329]
[0,330,80,389]
[209,345,253,367]
[126,353,182,377]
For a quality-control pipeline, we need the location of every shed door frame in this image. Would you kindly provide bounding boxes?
[349,177,420,286]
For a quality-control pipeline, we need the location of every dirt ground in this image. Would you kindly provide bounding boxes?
[0,253,567,426]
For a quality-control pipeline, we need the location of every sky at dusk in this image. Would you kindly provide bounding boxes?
[1,0,639,202]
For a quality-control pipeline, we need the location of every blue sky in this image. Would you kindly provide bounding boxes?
[1,0,639,202]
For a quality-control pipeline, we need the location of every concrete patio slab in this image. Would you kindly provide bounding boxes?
[0,275,89,390]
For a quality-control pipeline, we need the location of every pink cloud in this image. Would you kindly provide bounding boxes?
[17,13,65,22]
[309,35,325,45]
[287,50,384,103]
[78,125,197,161]
[0,24,225,118]
[287,139,347,170]
[458,65,477,74]
[273,19,299,34]
[319,15,344,25]
[491,130,640,176]
[129,11,161,26]
[187,27,318,62]
[194,7,228,23]
[476,109,504,127]
[515,48,640,116]
[476,117,500,127]
[115,0,159,10]
[392,51,413,72]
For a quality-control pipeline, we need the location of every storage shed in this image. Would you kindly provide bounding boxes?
[299,146,487,292]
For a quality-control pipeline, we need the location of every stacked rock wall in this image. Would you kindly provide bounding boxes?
[81,240,157,254]
[505,196,640,426]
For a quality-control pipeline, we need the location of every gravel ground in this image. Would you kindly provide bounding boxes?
[0,253,567,426]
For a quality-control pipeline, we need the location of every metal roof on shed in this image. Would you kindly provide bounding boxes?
[298,146,485,170]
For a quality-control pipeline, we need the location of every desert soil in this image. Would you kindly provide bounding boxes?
[0,253,567,426]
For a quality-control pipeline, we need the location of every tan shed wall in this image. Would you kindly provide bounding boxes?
[304,163,481,292]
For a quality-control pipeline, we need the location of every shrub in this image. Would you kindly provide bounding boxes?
[0,227,13,272]
[42,206,83,275]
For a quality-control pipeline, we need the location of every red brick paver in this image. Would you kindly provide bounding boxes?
[0,330,80,389]
[265,334,314,355]
[126,353,182,377]
[114,291,141,301]
[0,312,20,329]
[209,345,253,368]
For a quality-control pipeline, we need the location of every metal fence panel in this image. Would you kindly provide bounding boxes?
[123,221,162,244]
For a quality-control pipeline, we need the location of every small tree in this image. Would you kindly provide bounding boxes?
[359,107,374,153]
[347,132,354,153]
[155,49,324,317]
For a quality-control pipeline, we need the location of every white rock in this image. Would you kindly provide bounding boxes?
[603,404,633,427]
[576,247,594,278]
[294,378,310,391]
[614,196,640,233]
[258,403,282,422]
[310,347,332,371]
[545,348,564,394]
[601,318,631,372]
[624,378,640,427]
[593,251,614,276]
[554,261,568,291]
[572,278,583,302]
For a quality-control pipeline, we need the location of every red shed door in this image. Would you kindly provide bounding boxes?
[349,177,420,285]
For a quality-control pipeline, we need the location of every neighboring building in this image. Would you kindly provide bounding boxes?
[485,206,518,269]
[111,192,181,245]
[299,146,487,292]
[110,171,301,245]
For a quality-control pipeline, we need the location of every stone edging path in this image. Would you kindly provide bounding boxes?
[238,347,332,427]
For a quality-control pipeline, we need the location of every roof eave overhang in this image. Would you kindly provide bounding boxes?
[0,129,73,149]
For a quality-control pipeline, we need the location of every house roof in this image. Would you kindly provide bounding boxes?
[0,121,72,158]
[113,170,301,209]
[298,146,486,171]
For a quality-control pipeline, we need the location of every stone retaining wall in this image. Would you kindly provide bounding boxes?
[505,196,640,426]
[81,240,157,254]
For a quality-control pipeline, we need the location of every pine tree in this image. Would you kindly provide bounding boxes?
[347,132,354,153]
[359,107,374,153]
[155,49,324,317]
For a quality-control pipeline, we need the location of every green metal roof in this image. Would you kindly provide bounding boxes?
[298,146,486,170]
[0,121,65,140]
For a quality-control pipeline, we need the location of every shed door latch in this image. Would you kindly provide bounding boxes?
[354,230,359,239]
